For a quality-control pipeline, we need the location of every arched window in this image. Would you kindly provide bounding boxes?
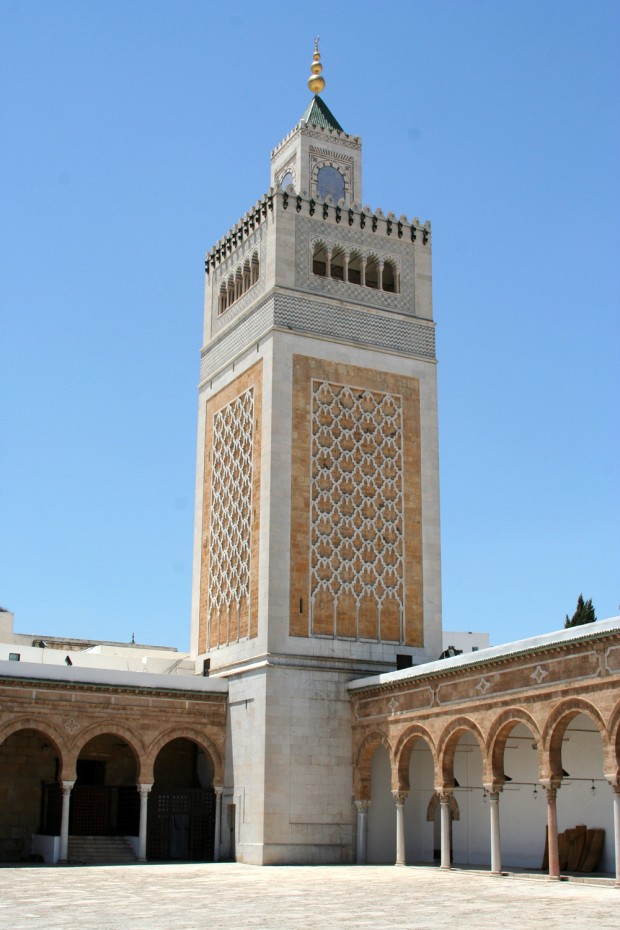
[316,166,345,202]
[243,259,251,293]
[312,243,327,277]
[331,247,345,282]
[218,283,228,315]
[348,251,362,285]
[366,257,379,289]
[250,251,259,285]
[218,251,260,316]
[280,171,294,192]
[383,260,397,293]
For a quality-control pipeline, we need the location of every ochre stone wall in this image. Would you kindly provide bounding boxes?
[199,360,263,652]
[289,355,423,646]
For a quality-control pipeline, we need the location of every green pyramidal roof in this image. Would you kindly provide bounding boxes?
[301,95,344,133]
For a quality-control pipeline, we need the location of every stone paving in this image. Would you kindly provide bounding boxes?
[0,863,617,930]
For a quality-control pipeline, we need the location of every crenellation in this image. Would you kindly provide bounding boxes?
[207,189,431,281]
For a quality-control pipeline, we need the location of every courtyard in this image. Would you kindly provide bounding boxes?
[0,863,616,930]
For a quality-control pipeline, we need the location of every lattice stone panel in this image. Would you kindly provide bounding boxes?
[309,379,405,640]
[208,388,254,630]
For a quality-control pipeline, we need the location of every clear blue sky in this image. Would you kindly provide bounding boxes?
[1,1,618,650]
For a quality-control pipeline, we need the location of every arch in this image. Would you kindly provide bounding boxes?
[426,791,460,822]
[250,250,259,286]
[218,281,228,315]
[0,716,69,775]
[313,162,348,203]
[330,246,345,282]
[279,169,296,192]
[312,240,328,277]
[393,724,437,793]
[67,722,145,783]
[145,726,224,785]
[436,716,487,787]
[542,698,610,781]
[382,259,397,293]
[353,730,393,801]
[608,697,620,781]
[365,255,379,289]
[486,708,542,786]
[348,249,362,285]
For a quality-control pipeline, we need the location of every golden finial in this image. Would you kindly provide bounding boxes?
[307,36,325,95]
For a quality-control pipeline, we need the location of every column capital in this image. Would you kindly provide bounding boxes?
[392,791,408,804]
[61,780,75,794]
[483,782,504,795]
[354,799,371,812]
[214,785,224,798]
[435,787,453,801]
[540,777,562,793]
[138,783,153,798]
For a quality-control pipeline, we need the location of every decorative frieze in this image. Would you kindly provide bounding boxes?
[200,294,436,383]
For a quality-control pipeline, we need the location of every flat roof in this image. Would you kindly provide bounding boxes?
[0,660,228,695]
[348,616,620,693]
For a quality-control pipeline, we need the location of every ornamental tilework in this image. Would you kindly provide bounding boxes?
[199,362,263,652]
[200,294,435,383]
[309,380,405,638]
[209,389,254,611]
[290,356,424,647]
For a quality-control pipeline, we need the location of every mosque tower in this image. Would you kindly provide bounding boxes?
[190,43,442,863]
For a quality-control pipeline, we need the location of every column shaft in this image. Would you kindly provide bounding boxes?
[440,795,451,869]
[613,788,620,887]
[59,781,74,864]
[546,787,560,879]
[394,794,406,866]
[489,792,502,874]
[138,784,153,862]
[214,786,224,862]
[355,801,370,864]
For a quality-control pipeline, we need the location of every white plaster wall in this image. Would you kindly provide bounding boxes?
[494,722,543,869]
[404,741,435,862]
[367,745,395,863]
[452,732,488,865]
[556,714,614,873]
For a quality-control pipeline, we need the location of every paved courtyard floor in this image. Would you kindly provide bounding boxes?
[0,863,617,930]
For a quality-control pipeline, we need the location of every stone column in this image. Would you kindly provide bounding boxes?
[325,248,332,278]
[393,792,407,866]
[59,780,75,864]
[489,791,502,874]
[545,786,560,880]
[439,793,451,869]
[360,258,367,287]
[378,260,384,291]
[355,800,371,864]
[213,785,224,862]
[343,252,350,284]
[137,783,153,862]
[612,784,620,887]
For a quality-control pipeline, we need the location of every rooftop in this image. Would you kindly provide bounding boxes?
[348,616,620,692]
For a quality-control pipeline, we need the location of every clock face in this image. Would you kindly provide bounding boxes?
[316,165,345,202]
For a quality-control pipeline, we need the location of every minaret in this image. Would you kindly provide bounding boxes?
[191,45,441,863]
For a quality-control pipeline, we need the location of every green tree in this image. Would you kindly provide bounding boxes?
[564,594,596,628]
